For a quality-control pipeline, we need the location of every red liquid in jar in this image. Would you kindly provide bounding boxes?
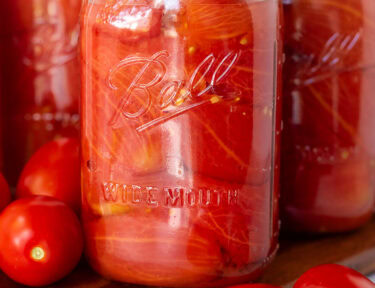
[81,0,282,286]
[0,0,81,184]
[281,0,375,233]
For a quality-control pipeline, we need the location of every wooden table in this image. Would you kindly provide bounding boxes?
[2,217,375,288]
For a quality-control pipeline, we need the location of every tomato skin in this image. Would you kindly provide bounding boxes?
[294,264,375,288]
[0,173,11,211]
[16,138,81,213]
[0,196,83,287]
[227,285,282,288]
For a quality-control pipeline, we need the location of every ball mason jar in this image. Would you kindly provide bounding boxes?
[281,0,375,233]
[0,0,81,184]
[81,0,282,286]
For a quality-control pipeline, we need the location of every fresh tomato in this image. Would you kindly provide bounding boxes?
[0,196,83,286]
[0,173,11,211]
[16,138,81,212]
[227,285,282,288]
[294,264,375,288]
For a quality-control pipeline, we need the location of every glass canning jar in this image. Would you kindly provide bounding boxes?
[0,0,81,184]
[281,0,375,233]
[81,0,283,286]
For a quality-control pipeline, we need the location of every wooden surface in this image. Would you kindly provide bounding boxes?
[259,216,375,287]
[1,217,375,288]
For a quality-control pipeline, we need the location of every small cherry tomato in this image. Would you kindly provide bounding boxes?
[294,264,375,288]
[227,284,282,288]
[0,173,11,211]
[0,196,83,286]
[16,138,81,212]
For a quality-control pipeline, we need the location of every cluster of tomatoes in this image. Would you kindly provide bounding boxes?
[0,138,82,286]
[0,137,374,287]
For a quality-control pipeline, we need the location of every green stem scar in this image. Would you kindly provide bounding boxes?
[30,246,45,262]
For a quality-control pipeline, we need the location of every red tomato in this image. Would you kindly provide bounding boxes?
[294,264,375,288]
[16,138,81,212]
[0,196,83,286]
[227,285,282,288]
[0,173,11,211]
[182,0,253,44]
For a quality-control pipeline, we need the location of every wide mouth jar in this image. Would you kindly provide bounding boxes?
[80,0,283,286]
[281,0,375,234]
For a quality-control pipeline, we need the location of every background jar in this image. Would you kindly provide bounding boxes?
[0,0,81,185]
[281,0,375,233]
